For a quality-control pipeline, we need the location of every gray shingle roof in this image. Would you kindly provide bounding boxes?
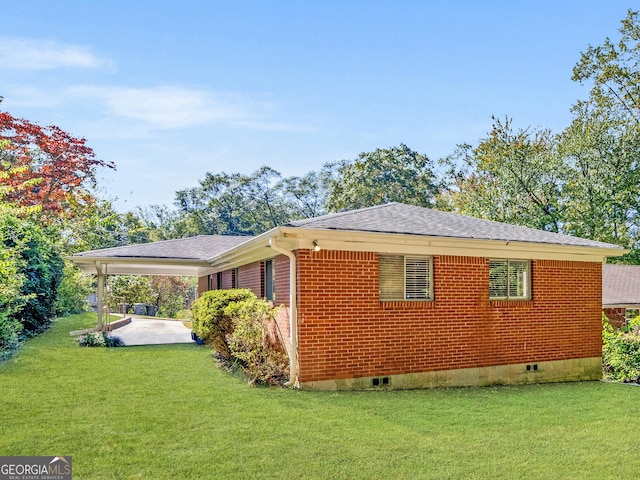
[286,203,624,249]
[603,264,640,306]
[72,235,252,260]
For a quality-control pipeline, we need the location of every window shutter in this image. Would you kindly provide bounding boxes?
[405,256,432,300]
[508,260,529,299]
[489,259,508,299]
[379,255,404,301]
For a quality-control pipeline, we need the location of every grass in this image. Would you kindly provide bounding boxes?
[1,313,640,479]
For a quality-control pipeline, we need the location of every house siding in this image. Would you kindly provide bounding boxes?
[295,250,603,387]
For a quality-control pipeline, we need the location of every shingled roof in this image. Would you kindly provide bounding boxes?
[70,203,627,276]
[72,235,252,261]
[286,203,624,250]
[603,264,640,307]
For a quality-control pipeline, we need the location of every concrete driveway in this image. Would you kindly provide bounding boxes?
[111,317,195,346]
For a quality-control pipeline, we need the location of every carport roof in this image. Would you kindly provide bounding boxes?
[70,235,252,276]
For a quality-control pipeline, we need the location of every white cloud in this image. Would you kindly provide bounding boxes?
[69,85,311,131]
[2,81,311,133]
[106,86,245,128]
[0,37,112,70]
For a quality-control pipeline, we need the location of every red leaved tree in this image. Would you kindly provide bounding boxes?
[0,111,115,220]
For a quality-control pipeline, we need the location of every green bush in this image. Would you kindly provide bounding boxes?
[0,317,22,361]
[0,213,25,361]
[0,210,63,341]
[227,298,288,385]
[191,289,256,360]
[175,309,192,320]
[7,220,64,335]
[76,332,125,348]
[602,317,640,383]
[55,261,93,316]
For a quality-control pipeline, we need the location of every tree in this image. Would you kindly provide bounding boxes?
[175,166,297,236]
[107,276,154,311]
[148,276,197,318]
[558,106,640,254]
[279,167,334,219]
[0,110,115,221]
[566,9,640,261]
[325,144,439,212]
[572,9,640,125]
[439,117,565,233]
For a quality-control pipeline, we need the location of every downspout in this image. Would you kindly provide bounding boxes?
[269,236,298,388]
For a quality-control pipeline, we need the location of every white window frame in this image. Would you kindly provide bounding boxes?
[489,259,531,300]
[379,255,433,301]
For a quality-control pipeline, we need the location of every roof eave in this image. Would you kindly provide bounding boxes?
[68,256,212,276]
[276,227,629,262]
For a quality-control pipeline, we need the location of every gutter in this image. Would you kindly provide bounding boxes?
[269,236,298,388]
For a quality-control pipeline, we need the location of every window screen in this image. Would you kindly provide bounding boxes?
[489,259,530,300]
[379,255,432,301]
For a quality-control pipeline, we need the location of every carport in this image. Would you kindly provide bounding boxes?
[69,235,252,332]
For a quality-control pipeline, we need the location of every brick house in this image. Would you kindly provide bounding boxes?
[71,203,626,390]
[602,264,640,328]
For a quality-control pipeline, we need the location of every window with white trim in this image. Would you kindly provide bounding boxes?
[489,259,531,300]
[379,255,433,301]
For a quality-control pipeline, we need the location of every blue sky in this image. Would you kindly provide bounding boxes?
[0,1,633,212]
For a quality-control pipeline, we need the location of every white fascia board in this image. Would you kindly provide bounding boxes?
[205,229,280,272]
[277,227,628,262]
[68,256,210,276]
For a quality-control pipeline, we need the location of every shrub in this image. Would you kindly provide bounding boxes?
[0,317,22,361]
[175,309,192,320]
[76,332,124,348]
[602,316,640,383]
[191,289,256,360]
[227,298,288,385]
[8,220,64,335]
[103,334,125,348]
[0,213,26,361]
[55,261,93,316]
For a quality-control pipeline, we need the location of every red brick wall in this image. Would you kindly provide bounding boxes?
[295,250,603,383]
[238,262,263,296]
[220,270,234,289]
[197,276,208,296]
[274,254,291,347]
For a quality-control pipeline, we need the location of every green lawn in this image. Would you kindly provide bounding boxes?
[1,313,639,479]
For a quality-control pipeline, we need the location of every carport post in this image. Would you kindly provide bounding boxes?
[96,261,104,331]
